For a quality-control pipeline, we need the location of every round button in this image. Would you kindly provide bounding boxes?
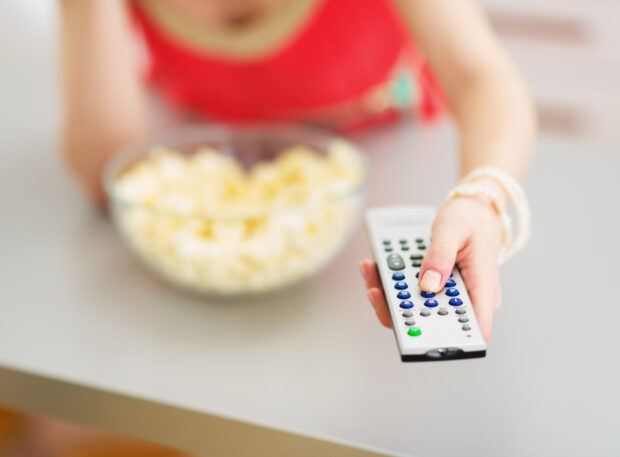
[449,297,463,306]
[446,288,460,297]
[462,324,471,331]
[404,319,416,326]
[445,279,456,288]
[438,308,449,316]
[397,291,411,300]
[394,281,408,290]
[392,272,405,281]
[421,291,435,298]
[402,311,413,317]
[399,300,414,309]
[420,309,431,317]
[455,308,467,315]
[424,299,439,308]
[458,316,469,323]
[408,327,422,336]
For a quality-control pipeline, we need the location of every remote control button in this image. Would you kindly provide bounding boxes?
[408,327,422,337]
[418,244,427,250]
[399,300,414,309]
[415,238,424,243]
[462,324,471,331]
[394,281,408,290]
[409,254,424,260]
[402,311,413,318]
[386,253,405,270]
[404,319,416,326]
[449,297,463,306]
[383,240,391,245]
[416,272,420,278]
[424,299,439,308]
[445,278,456,288]
[397,291,411,300]
[399,239,407,244]
[384,247,393,252]
[446,288,460,297]
[458,316,470,323]
[412,261,422,267]
[450,273,454,277]
[455,308,467,315]
[421,291,435,298]
[401,245,410,251]
[420,309,431,317]
[438,308,449,315]
[392,272,405,281]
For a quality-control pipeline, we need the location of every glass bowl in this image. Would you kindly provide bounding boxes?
[103,124,367,296]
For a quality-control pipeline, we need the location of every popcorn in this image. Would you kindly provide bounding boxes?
[112,140,365,295]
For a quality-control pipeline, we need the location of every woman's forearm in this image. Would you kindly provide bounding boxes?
[60,0,148,201]
[449,60,536,182]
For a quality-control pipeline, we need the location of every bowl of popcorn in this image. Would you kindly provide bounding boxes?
[103,125,367,296]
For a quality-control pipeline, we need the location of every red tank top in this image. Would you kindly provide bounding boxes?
[130,0,442,128]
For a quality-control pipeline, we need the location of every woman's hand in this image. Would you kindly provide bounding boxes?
[359,196,504,341]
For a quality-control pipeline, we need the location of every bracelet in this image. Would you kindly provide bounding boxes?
[445,166,531,264]
[445,183,514,264]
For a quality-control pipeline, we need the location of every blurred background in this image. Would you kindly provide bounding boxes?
[1,0,618,456]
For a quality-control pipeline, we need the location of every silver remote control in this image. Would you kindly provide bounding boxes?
[364,206,486,361]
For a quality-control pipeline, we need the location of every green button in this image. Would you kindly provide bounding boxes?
[408,327,422,337]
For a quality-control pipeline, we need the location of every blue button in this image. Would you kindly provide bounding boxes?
[397,291,411,299]
[416,272,420,278]
[421,291,435,298]
[392,272,405,281]
[449,297,463,306]
[450,273,454,278]
[399,300,414,309]
[446,288,460,297]
[445,279,456,287]
[424,299,438,308]
[394,281,408,290]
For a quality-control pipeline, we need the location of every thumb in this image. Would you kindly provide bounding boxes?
[419,221,468,293]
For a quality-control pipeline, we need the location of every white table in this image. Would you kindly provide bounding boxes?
[1,112,620,457]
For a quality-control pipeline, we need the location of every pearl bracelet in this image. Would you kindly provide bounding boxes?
[445,166,531,264]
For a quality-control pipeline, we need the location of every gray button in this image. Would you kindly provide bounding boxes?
[384,247,393,252]
[386,253,405,270]
[412,260,422,267]
[455,308,467,315]
[399,239,407,244]
[458,316,469,323]
[405,319,416,326]
[402,311,413,318]
[462,324,471,331]
[420,309,431,317]
[383,240,391,245]
[438,308,448,316]
[415,237,424,243]
[401,246,410,251]
[409,254,424,260]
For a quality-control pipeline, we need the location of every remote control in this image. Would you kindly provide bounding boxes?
[364,206,486,361]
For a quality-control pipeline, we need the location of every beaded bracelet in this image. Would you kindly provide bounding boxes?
[445,166,531,264]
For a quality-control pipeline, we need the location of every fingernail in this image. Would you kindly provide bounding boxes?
[359,262,368,281]
[367,290,377,309]
[420,269,442,292]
